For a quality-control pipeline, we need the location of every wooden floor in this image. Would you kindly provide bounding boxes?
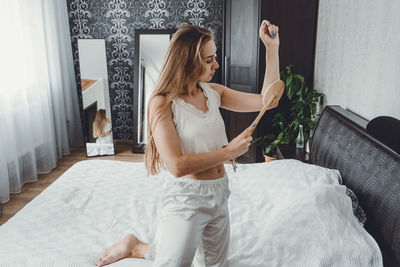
[0,144,144,226]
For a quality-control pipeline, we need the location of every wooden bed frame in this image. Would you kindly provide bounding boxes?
[310,105,400,266]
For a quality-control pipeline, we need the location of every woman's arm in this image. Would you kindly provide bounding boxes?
[149,96,252,178]
[101,120,112,137]
[208,19,280,113]
[100,130,112,137]
[209,83,263,112]
[260,20,280,95]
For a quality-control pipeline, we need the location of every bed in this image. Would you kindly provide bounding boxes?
[0,105,398,266]
[310,105,400,266]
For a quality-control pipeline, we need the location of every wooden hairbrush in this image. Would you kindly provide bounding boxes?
[249,80,285,135]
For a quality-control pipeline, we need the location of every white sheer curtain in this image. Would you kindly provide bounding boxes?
[0,0,83,203]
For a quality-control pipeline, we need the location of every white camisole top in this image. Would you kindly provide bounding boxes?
[171,82,228,154]
[96,122,113,144]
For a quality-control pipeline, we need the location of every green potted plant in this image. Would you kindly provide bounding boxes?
[253,65,323,161]
[253,134,280,162]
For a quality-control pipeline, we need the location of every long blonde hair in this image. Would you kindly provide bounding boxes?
[144,24,214,176]
[93,109,108,138]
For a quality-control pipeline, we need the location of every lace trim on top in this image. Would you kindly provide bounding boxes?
[173,86,211,118]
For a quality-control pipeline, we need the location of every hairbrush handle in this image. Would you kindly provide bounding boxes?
[248,105,269,135]
[263,21,275,38]
[247,79,285,136]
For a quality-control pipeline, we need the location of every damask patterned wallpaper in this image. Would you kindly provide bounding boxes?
[66,0,223,139]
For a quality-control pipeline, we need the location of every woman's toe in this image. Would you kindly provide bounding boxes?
[96,255,107,266]
[100,255,115,266]
[96,259,105,266]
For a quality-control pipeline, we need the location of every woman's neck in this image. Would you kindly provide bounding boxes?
[183,81,201,97]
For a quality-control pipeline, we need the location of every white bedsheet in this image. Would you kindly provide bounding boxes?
[0,159,382,266]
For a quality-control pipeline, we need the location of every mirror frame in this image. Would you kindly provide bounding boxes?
[77,38,115,158]
[132,29,176,153]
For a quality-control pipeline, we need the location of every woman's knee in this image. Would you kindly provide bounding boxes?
[153,215,204,266]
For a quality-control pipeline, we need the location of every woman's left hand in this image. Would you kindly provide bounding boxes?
[259,20,280,48]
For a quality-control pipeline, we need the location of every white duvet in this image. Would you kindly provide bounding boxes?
[0,159,382,266]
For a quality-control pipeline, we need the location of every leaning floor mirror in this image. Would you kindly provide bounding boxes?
[78,39,115,157]
[132,29,175,153]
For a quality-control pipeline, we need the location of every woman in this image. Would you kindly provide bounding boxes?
[93,109,113,144]
[96,20,280,267]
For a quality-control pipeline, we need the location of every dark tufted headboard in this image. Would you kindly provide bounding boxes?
[310,105,400,267]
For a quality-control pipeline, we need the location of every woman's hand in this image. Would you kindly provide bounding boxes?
[259,19,280,48]
[226,126,254,159]
[100,130,111,137]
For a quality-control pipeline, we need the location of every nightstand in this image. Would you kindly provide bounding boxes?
[276,144,310,163]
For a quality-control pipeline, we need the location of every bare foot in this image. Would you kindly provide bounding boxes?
[96,234,148,266]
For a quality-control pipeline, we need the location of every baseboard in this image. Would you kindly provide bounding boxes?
[114,139,133,145]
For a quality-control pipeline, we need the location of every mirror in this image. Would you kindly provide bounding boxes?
[78,39,114,157]
[133,30,175,153]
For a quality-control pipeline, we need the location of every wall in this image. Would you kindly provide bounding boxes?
[314,0,400,120]
[67,0,223,139]
[77,39,108,80]
[78,39,111,119]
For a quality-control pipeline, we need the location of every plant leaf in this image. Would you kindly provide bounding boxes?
[286,75,293,87]
[287,84,295,100]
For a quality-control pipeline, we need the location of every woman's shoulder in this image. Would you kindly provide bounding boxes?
[149,94,170,108]
[148,95,173,118]
[203,82,223,98]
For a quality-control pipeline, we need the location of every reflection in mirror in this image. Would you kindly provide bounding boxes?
[78,39,114,157]
[133,30,173,153]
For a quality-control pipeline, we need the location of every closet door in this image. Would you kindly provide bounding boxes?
[224,0,261,163]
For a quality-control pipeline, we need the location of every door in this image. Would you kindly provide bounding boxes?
[224,0,261,162]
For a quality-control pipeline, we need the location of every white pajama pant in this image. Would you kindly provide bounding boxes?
[145,173,231,267]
